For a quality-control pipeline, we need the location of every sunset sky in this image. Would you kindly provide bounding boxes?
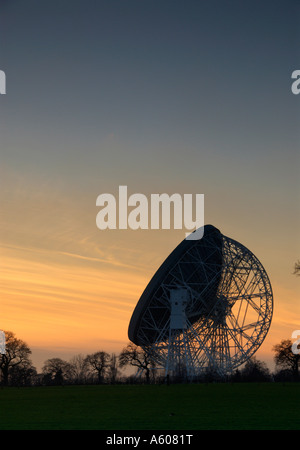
[1,0,299,371]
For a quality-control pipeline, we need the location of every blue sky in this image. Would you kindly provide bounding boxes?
[1,1,299,211]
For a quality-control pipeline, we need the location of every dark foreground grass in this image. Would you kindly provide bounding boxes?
[0,383,299,430]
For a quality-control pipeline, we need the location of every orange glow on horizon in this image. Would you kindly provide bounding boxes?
[1,244,148,353]
[1,239,299,373]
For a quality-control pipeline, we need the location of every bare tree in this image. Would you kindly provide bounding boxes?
[107,353,119,384]
[84,351,110,383]
[293,260,300,276]
[0,331,35,386]
[273,339,300,380]
[69,354,88,384]
[119,342,155,384]
[240,357,271,382]
[9,360,37,386]
[42,358,73,385]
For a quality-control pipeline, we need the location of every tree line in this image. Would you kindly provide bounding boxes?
[0,330,299,386]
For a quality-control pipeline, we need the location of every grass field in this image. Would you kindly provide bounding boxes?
[0,383,299,430]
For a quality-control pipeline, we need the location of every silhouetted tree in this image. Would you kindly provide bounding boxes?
[0,331,35,386]
[273,368,294,382]
[240,357,271,382]
[231,368,242,382]
[107,353,119,384]
[119,343,155,384]
[273,339,300,381]
[42,358,73,385]
[293,260,300,276]
[69,354,88,384]
[84,351,110,383]
[9,361,37,386]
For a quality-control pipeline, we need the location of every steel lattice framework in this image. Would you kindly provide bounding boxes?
[128,226,273,379]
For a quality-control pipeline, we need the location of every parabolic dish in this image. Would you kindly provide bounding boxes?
[128,224,224,346]
[128,223,273,378]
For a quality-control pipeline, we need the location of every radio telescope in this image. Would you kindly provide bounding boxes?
[128,225,273,380]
